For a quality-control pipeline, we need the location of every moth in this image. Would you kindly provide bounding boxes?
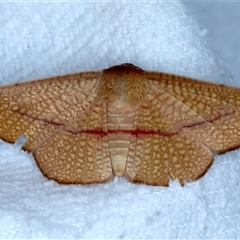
[0,63,240,186]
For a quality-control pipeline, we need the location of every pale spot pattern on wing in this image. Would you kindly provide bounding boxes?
[0,63,240,186]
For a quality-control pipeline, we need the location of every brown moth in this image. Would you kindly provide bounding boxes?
[0,63,240,186]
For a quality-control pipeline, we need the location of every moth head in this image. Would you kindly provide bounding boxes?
[99,63,146,102]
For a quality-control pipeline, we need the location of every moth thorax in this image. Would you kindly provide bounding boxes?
[100,73,145,102]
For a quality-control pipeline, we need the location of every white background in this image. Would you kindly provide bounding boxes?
[0,1,240,239]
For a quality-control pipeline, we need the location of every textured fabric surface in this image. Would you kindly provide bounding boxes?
[0,2,239,239]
